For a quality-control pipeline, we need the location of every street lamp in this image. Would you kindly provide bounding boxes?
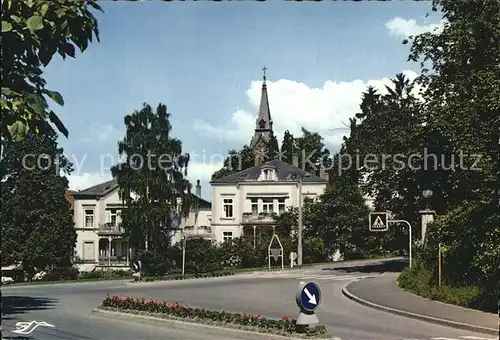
[422,189,433,209]
[420,189,434,244]
[181,232,186,277]
[293,172,304,267]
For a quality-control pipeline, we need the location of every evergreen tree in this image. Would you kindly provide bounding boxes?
[1,129,76,279]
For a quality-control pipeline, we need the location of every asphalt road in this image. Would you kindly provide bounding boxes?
[1,259,496,340]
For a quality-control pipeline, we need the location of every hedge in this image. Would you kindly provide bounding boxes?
[137,270,234,282]
[101,295,328,338]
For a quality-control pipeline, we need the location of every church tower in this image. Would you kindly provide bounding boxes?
[250,67,277,166]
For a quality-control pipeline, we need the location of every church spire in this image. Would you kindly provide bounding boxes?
[250,67,275,166]
[255,66,273,132]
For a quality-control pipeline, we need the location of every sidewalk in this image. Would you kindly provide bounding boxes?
[343,272,499,336]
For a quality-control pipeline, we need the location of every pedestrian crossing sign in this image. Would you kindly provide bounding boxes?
[369,212,388,231]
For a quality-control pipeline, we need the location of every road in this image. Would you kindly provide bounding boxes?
[1,259,496,340]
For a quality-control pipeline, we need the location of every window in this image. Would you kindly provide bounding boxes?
[85,210,94,228]
[223,231,233,241]
[262,198,274,214]
[223,198,234,218]
[278,198,286,215]
[251,198,258,215]
[110,209,117,226]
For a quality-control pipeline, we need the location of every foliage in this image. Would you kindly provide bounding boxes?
[35,269,131,282]
[394,0,499,313]
[398,263,483,311]
[138,271,234,282]
[137,248,180,277]
[102,295,328,337]
[302,238,329,264]
[1,0,102,141]
[211,145,254,180]
[211,127,331,180]
[111,103,195,252]
[181,238,222,273]
[0,129,76,279]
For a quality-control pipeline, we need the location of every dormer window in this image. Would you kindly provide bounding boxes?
[260,166,276,181]
[259,119,266,128]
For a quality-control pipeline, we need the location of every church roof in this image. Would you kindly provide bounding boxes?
[73,178,211,206]
[210,159,328,185]
[250,68,274,149]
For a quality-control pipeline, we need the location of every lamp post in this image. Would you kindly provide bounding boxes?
[422,189,433,209]
[420,189,434,244]
[181,232,186,277]
[297,174,303,267]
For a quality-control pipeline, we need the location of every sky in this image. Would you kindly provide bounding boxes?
[43,1,444,200]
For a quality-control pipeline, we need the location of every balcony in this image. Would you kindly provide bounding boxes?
[241,213,277,225]
[97,222,124,236]
[182,226,212,238]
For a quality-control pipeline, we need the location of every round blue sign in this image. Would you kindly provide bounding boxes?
[295,282,321,312]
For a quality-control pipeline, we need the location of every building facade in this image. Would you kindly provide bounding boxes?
[209,72,329,243]
[71,179,210,271]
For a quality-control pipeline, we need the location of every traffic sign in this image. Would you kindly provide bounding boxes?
[132,260,142,272]
[296,282,321,312]
[369,212,388,231]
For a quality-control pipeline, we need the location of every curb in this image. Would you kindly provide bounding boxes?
[92,308,335,340]
[342,285,499,336]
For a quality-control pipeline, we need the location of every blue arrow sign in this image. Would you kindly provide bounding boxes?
[296,282,321,312]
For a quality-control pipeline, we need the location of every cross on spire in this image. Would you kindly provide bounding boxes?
[262,66,267,81]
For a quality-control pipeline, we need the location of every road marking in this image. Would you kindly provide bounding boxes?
[459,337,497,340]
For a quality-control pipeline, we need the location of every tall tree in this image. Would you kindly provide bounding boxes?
[294,127,331,173]
[1,0,102,141]
[280,130,295,165]
[0,129,75,279]
[111,103,195,252]
[306,174,379,255]
[211,145,254,180]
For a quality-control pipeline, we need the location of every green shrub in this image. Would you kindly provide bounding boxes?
[398,263,483,309]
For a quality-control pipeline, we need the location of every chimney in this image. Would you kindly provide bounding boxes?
[195,179,201,197]
[292,153,299,168]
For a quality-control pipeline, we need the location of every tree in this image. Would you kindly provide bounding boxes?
[1,0,102,141]
[306,175,380,257]
[294,128,331,173]
[211,145,254,180]
[0,128,76,279]
[403,0,500,312]
[280,130,295,165]
[111,103,195,252]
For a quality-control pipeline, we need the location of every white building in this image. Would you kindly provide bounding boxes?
[209,72,329,243]
[210,158,329,243]
[71,178,211,271]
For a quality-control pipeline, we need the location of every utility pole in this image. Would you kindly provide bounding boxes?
[297,175,303,267]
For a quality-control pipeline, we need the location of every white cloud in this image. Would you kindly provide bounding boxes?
[185,159,224,183]
[81,124,121,143]
[66,172,113,191]
[193,70,419,150]
[385,17,445,39]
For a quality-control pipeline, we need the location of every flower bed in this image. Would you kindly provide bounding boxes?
[136,270,235,282]
[101,295,328,338]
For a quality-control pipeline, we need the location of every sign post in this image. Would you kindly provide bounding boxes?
[132,260,142,280]
[290,252,297,268]
[369,213,412,269]
[369,212,389,232]
[268,233,284,271]
[295,282,321,325]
